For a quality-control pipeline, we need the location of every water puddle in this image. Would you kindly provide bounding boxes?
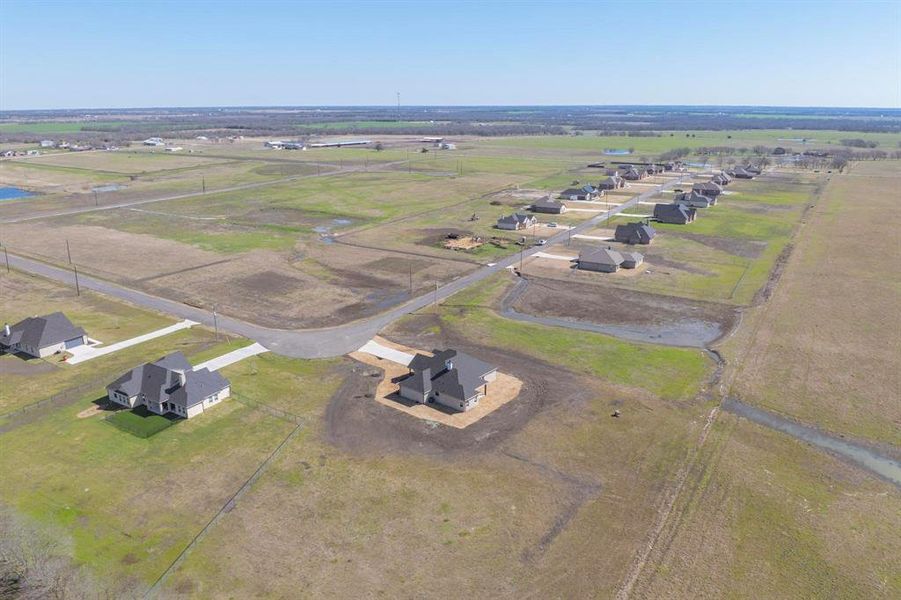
[603,149,632,155]
[723,398,901,487]
[91,183,127,193]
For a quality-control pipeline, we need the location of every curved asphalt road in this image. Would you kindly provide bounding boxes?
[3,174,686,358]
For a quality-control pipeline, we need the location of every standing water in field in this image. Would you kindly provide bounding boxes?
[723,398,901,488]
[603,149,632,155]
[0,186,34,201]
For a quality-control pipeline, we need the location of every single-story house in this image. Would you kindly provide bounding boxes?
[654,203,697,224]
[0,312,87,358]
[605,168,621,177]
[578,247,624,273]
[531,197,567,214]
[674,190,715,208]
[711,173,731,186]
[744,164,762,175]
[622,167,645,181]
[106,352,231,419]
[399,349,498,412]
[497,213,538,231]
[143,137,164,146]
[40,140,56,148]
[728,166,754,179]
[621,252,644,269]
[559,185,599,201]
[615,222,657,245]
[598,175,625,190]
[692,181,723,197]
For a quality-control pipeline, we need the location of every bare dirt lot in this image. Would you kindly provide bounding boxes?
[326,316,595,456]
[350,338,523,429]
[509,274,739,346]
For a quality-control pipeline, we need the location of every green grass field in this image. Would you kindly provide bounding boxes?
[0,121,128,134]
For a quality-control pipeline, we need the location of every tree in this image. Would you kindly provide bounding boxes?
[374,142,383,152]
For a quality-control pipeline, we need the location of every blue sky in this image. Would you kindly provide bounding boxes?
[1,0,899,109]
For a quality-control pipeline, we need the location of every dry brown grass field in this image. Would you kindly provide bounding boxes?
[727,161,901,446]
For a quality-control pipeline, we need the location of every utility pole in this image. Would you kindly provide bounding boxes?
[213,307,219,340]
[409,263,413,297]
[3,246,9,273]
[202,177,206,194]
[73,265,80,296]
[93,190,98,206]
[433,281,439,308]
[396,92,401,122]
[66,239,72,264]
[520,244,524,272]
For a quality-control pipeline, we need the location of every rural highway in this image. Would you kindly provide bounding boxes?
[3,175,686,358]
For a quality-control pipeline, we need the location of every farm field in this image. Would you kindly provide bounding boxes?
[724,160,901,446]
[632,412,900,599]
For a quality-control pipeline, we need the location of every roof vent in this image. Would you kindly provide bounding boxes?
[444,359,454,371]
[3,323,9,336]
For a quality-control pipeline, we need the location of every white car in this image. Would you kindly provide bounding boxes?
[535,239,547,246]
[548,222,558,227]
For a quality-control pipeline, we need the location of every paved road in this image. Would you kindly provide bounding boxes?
[3,174,686,358]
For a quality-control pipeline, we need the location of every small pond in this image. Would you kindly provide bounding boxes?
[0,186,34,201]
[603,149,632,155]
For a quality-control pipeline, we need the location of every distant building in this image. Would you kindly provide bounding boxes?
[531,197,567,214]
[614,222,656,245]
[674,190,715,208]
[399,349,498,412]
[692,181,723,197]
[744,164,762,175]
[39,140,55,148]
[143,137,164,146]
[727,166,754,179]
[439,142,456,150]
[496,213,537,231]
[164,146,183,152]
[106,352,231,419]
[308,140,371,148]
[654,203,697,224]
[711,173,731,186]
[559,185,599,201]
[622,167,644,181]
[0,312,87,358]
[578,247,624,273]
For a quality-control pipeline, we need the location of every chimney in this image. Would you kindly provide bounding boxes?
[3,323,9,336]
[176,370,186,387]
[444,359,454,372]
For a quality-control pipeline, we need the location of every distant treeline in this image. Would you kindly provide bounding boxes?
[2,105,900,144]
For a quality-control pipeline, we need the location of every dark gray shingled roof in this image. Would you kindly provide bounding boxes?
[533,197,566,210]
[407,349,496,401]
[497,213,534,227]
[0,312,85,349]
[615,222,656,244]
[107,352,229,409]
[579,247,624,266]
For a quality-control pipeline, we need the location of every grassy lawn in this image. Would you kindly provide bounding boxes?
[105,406,177,438]
[0,350,346,590]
